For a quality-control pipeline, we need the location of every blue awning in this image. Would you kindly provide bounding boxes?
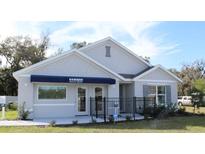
[30,75,116,84]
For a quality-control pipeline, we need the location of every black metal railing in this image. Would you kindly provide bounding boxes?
[90,97,157,122]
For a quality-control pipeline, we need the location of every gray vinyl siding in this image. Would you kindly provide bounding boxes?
[32,83,109,118]
[143,85,149,97]
[82,40,149,74]
[166,85,171,104]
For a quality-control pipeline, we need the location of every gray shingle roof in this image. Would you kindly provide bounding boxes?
[119,66,154,79]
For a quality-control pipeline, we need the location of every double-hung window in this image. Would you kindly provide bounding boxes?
[157,86,166,105]
[147,85,166,105]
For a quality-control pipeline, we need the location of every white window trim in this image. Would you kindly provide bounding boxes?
[147,85,167,105]
[157,86,167,105]
[37,85,67,101]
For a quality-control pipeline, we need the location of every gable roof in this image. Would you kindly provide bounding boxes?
[119,74,136,79]
[119,66,154,79]
[13,50,126,81]
[78,36,152,67]
[13,37,150,80]
[14,37,179,83]
[134,64,182,82]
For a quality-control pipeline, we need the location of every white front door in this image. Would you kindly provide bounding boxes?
[77,87,88,115]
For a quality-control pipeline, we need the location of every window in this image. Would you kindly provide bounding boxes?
[147,85,166,105]
[38,86,66,100]
[157,86,166,105]
[105,46,111,57]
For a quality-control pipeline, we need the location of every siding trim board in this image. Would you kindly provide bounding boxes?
[138,79,177,83]
[33,104,74,106]
[134,64,182,82]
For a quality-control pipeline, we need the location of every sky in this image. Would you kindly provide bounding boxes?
[0,21,204,70]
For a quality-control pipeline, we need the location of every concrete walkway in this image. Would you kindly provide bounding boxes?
[0,114,144,126]
[34,116,104,125]
[0,116,103,126]
[0,120,49,126]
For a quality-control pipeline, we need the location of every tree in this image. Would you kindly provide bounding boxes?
[194,79,205,94]
[70,41,87,49]
[0,34,49,95]
[0,67,17,95]
[193,59,205,78]
[193,79,205,107]
[0,35,48,69]
[169,59,205,96]
[50,48,64,57]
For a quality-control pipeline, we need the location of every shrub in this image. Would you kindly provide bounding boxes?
[144,106,165,118]
[72,120,78,125]
[157,110,170,119]
[108,115,114,123]
[18,102,30,120]
[177,106,185,114]
[177,106,192,116]
[125,115,131,121]
[7,103,17,111]
[148,103,179,119]
[49,120,56,127]
[158,103,179,118]
[153,106,165,117]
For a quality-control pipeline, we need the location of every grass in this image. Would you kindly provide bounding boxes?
[0,116,205,133]
[0,107,205,132]
[0,110,18,120]
[184,106,205,114]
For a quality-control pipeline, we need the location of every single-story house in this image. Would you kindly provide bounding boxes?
[13,37,182,119]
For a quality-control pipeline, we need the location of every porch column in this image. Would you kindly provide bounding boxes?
[108,80,119,115]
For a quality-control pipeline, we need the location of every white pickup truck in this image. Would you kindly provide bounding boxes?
[178,96,192,106]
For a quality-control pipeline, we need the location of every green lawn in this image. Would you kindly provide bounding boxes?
[1,116,205,133]
[1,108,205,132]
[0,110,18,120]
[184,106,205,114]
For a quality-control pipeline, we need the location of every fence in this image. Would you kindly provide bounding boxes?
[90,97,157,122]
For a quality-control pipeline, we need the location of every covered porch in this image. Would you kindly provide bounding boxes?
[89,96,155,123]
[119,83,135,113]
